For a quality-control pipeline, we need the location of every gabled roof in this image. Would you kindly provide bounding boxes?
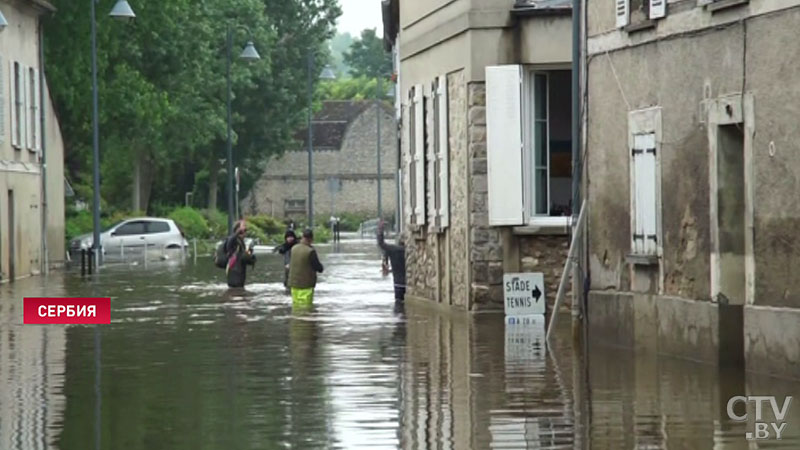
[294,101,373,151]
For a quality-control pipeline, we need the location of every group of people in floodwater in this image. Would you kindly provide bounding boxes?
[219,219,405,307]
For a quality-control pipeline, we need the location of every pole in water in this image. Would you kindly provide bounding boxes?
[81,249,86,276]
[120,240,124,258]
[193,239,198,264]
[144,241,148,268]
[88,248,94,275]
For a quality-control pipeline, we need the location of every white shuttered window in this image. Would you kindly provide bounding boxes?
[486,65,525,226]
[407,84,426,226]
[10,61,20,149]
[650,0,666,19]
[434,75,449,229]
[616,0,629,28]
[631,133,658,255]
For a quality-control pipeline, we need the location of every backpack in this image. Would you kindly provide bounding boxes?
[214,240,229,269]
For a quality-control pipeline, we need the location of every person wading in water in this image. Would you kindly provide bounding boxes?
[288,228,324,308]
[273,229,297,289]
[377,221,405,305]
[225,220,256,288]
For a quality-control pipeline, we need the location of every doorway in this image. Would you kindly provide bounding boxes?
[7,189,15,281]
[716,124,745,304]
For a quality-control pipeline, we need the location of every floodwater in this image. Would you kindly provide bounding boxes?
[1,240,799,449]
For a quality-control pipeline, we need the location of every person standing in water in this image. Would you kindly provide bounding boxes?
[288,228,324,307]
[273,229,297,288]
[377,221,405,303]
[225,220,256,288]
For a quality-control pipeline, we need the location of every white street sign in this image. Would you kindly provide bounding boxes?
[503,273,545,316]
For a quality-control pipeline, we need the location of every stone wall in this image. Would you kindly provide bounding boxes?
[448,71,470,308]
[244,103,397,218]
[519,235,571,311]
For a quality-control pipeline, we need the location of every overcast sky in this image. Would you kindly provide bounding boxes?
[337,0,383,37]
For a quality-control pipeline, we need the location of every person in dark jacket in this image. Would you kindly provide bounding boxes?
[225,220,256,288]
[288,228,324,307]
[377,220,405,303]
[273,229,297,288]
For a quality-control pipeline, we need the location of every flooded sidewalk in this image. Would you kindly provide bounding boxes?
[0,239,798,449]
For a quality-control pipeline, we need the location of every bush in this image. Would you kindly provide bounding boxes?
[168,207,210,239]
[312,225,332,244]
[65,210,94,241]
[244,220,268,243]
[202,209,228,238]
[248,214,284,235]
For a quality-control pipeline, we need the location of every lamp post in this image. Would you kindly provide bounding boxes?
[91,0,136,266]
[307,60,336,228]
[225,26,260,235]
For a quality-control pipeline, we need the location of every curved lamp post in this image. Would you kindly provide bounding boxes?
[306,62,336,228]
[91,0,136,266]
[225,25,260,234]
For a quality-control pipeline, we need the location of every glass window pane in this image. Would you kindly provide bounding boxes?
[535,74,547,121]
[535,121,548,166]
[535,168,548,215]
[148,221,170,234]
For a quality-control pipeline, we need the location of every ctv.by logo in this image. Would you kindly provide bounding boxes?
[727,396,793,440]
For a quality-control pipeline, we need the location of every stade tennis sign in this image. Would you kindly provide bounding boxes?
[503,273,545,316]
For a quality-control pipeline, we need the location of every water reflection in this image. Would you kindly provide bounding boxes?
[1,241,800,449]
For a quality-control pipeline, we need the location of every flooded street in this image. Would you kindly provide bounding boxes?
[1,239,799,449]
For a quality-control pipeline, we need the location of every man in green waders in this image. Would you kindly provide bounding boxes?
[288,228,324,307]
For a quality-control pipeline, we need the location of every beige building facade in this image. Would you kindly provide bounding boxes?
[383,0,575,311]
[585,0,800,378]
[0,0,66,282]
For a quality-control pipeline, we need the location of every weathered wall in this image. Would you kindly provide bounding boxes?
[245,103,397,219]
[448,70,470,308]
[586,24,747,299]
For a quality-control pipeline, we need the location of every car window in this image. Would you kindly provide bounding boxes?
[147,221,171,234]
[114,221,146,236]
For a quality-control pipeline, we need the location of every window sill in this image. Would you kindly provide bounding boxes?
[706,0,749,13]
[624,19,657,34]
[626,254,659,266]
[513,217,572,236]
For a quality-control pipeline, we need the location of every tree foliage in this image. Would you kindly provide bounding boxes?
[343,28,392,78]
[45,0,340,215]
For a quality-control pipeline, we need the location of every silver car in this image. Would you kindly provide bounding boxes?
[70,217,188,256]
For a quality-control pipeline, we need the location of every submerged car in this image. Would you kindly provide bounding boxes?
[70,217,188,256]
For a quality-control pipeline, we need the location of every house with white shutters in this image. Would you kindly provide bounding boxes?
[585,0,800,378]
[382,0,575,311]
[0,0,67,282]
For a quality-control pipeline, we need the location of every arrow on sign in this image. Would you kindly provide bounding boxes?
[532,286,542,302]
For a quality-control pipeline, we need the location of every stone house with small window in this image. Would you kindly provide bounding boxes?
[244,100,397,221]
[383,0,575,310]
[0,0,67,282]
[586,0,800,378]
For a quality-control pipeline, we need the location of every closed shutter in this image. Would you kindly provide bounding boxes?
[33,68,41,152]
[486,65,525,226]
[632,133,658,255]
[22,66,29,150]
[616,0,629,28]
[649,0,666,19]
[437,75,450,229]
[10,60,17,148]
[404,96,414,224]
[413,84,426,225]
[0,55,4,144]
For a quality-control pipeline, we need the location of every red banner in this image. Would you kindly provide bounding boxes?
[24,297,111,324]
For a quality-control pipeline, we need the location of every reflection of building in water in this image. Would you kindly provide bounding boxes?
[0,301,66,450]
[400,307,574,449]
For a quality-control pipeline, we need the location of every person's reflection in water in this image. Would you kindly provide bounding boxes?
[286,304,330,448]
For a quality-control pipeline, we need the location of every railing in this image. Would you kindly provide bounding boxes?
[358,218,381,238]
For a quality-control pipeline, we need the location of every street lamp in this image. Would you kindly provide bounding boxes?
[225,25,260,235]
[91,0,136,266]
[307,61,336,228]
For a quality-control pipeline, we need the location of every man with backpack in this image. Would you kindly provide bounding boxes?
[216,220,256,288]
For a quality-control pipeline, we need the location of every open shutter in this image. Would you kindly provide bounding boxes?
[486,65,525,226]
[649,0,666,19]
[404,96,414,225]
[10,61,17,148]
[33,68,41,152]
[616,0,629,28]
[632,133,658,255]
[413,84,426,225]
[437,75,450,229]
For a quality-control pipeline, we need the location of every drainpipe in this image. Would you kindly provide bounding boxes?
[571,0,583,327]
[39,17,49,274]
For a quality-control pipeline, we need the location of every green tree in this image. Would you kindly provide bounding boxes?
[328,32,353,76]
[343,28,392,78]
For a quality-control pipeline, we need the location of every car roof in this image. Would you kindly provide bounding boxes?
[122,217,172,222]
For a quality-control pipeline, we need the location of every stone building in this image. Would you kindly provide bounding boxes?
[0,0,67,282]
[382,0,574,311]
[585,0,800,378]
[244,100,397,221]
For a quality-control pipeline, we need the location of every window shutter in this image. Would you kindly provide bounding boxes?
[616,0,629,28]
[632,133,658,255]
[413,83,426,225]
[10,61,17,148]
[437,75,450,229]
[33,68,41,152]
[649,0,666,19]
[22,66,29,150]
[486,65,525,226]
[0,55,5,144]
[404,96,414,225]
